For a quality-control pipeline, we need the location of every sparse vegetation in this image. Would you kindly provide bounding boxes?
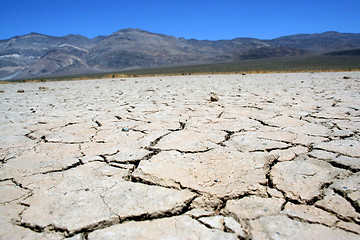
[39,86,49,91]
[2,55,360,83]
[115,55,360,76]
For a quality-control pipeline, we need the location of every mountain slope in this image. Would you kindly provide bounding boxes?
[324,48,360,56]
[0,29,359,80]
[0,33,93,79]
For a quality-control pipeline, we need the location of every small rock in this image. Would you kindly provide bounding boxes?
[122,127,129,132]
[17,90,25,93]
[210,92,219,102]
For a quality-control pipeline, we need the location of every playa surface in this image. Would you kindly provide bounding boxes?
[1,72,360,239]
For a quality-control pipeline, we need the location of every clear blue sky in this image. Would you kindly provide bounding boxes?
[1,0,359,40]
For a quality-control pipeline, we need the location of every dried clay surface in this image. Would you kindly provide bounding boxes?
[1,71,360,239]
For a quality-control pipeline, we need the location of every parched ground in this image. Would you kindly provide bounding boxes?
[0,72,360,239]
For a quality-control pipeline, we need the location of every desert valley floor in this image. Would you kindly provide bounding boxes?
[1,72,360,239]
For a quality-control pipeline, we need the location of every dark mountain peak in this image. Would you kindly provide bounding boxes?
[120,28,144,32]
[321,31,340,35]
[23,32,50,37]
[28,32,42,36]
[9,32,52,41]
[98,28,177,46]
[109,28,180,41]
[63,34,90,39]
[24,32,55,38]
[111,28,150,35]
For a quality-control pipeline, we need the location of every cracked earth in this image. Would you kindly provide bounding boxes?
[1,72,360,239]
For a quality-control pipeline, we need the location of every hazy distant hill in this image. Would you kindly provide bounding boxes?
[324,48,360,56]
[1,29,360,80]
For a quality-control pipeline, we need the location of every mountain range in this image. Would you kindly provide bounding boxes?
[1,28,360,80]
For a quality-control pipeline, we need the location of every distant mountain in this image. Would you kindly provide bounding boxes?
[0,29,360,80]
[324,48,360,56]
[268,31,360,52]
[0,33,94,79]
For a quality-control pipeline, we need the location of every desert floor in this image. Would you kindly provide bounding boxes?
[1,72,360,239]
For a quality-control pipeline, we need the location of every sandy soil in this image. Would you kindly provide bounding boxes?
[1,72,360,239]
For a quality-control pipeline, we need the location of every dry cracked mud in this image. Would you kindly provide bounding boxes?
[0,72,360,239]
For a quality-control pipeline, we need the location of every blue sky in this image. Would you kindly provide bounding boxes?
[1,0,359,40]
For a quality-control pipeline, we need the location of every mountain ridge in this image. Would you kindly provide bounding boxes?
[1,29,360,80]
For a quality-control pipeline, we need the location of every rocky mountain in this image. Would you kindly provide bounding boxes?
[0,33,94,80]
[1,29,360,80]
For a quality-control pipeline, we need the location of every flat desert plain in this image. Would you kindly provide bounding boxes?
[1,72,360,239]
